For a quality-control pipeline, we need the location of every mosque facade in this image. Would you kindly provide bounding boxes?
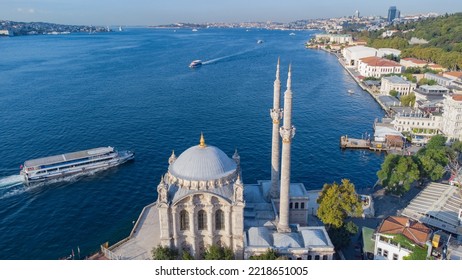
[102,61,335,260]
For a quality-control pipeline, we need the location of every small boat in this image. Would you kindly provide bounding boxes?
[257,40,264,44]
[289,33,296,36]
[192,28,198,32]
[20,146,134,184]
[189,60,202,68]
[348,89,354,94]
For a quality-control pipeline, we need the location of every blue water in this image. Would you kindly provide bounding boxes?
[0,28,384,259]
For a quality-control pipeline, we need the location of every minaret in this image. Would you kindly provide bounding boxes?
[278,64,296,233]
[270,58,283,199]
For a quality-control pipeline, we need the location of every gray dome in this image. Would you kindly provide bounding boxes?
[169,145,237,181]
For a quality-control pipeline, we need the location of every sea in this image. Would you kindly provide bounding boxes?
[0,28,385,259]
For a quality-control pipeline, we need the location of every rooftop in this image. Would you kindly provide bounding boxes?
[401,57,428,65]
[360,56,401,67]
[382,75,411,84]
[401,182,462,235]
[377,216,431,246]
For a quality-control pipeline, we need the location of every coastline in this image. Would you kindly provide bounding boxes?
[315,47,390,114]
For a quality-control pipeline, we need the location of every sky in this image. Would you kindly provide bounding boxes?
[1,0,462,26]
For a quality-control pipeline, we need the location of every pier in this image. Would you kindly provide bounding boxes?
[340,135,389,152]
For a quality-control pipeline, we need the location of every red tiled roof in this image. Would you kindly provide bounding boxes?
[401,57,428,65]
[377,216,431,246]
[445,71,462,79]
[452,95,462,101]
[360,56,401,67]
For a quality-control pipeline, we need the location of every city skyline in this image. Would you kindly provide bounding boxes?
[1,0,462,26]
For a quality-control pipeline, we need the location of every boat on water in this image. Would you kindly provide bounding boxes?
[189,60,202,68]
[348,89,354,94]
[192,28,198,32]
[289,32,296,36]
[257,40,264,44]
[20,146,134,184]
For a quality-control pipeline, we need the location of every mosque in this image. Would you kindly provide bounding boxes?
[102,60,335,260]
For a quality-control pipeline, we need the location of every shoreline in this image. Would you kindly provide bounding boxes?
[316,48,390,114]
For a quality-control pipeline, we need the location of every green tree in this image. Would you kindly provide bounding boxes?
[182,250,194,260]
[377,155,420,195]
[425,134,447,149]
[417,78,437,86]
[151,245,178,260]
[316,179,362,229]
[400,93,416,107]
[326,221,359,250]
[249,248,280,260]
[203,244,234,260]
[389,89,399,97]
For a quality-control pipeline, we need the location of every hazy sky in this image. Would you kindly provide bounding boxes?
[1,0,461,26]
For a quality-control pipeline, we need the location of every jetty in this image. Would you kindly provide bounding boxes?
[340,135,390,152]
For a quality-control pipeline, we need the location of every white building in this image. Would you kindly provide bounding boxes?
[424,73,452,87]
[358,56,403,78]
[380,76,416,96]
[392,112,442,144]
[374,216,431,260]
[378,48,401,58]
[99,61,335,260]
[314,34,352,44]
[400,57,428,68]
[413,85,449,106]
[442,94,462,142]
[342,46,379,67]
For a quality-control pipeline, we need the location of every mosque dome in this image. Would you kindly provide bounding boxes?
[168,135,237,182]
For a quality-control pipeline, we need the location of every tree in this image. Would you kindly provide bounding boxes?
[182,250,194,260]
[249,248,280,260]
[316,179,362,229]
[416,135,450,181]
[377,155,420,195]
[151,245,178,260]
[400,93,416,107]
[327,221,359,250]
[389,89,399,97]
[203,244,234,260]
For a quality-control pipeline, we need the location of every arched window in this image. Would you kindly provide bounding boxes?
[300,202,305,209]
[198,210,207,230]
[180,210,189,231]
[215,209,225,231]
[295,202,299,209]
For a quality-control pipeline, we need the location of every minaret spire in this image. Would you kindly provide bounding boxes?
[278,65,296,233]
[286,63,292,90]
[269,58,283,199]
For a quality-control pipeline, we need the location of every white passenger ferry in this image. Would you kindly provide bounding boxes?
[20,146,134,184]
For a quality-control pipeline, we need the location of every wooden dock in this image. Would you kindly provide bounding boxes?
[340,135,388,152]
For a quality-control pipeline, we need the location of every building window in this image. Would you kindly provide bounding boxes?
[383,250,389,258]
[308,255,312,260]
[393,253,398,260]
[300,202,305,209]
[377,248,382,256]
[315,255,320,260]
[215,209,224,231]
[295,202,299,209]
[322,255,328,260]
[180,210,189,231]
[289,202,293,209]
[198,210,207,230]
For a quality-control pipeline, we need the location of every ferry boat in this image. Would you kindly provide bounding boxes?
[20,146,134,184]
[189,60,202,68]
